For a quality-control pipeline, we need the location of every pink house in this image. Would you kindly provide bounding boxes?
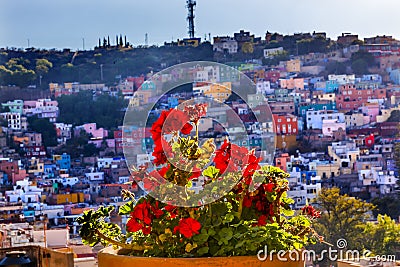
[275,153,291,172]
[279,78,304,90]
[359,103,380,123]
[79,123,108,139]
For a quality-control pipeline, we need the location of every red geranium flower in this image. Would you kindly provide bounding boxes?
[264,183,274,193]
[243,195,253,208]
[151,201,164,218]
[257,215,267,226]
[131,201,152,225]
[184,103,208,123]
[181,122,193,135]
[301,205,321,219]
[127,200,153,235]
[163,109,191,133]
[152,137,172,166]
[126,218,142,232]
[213,140,238,174]
[189,166,202,180]
[173,217,201,238]
[241,152,261,185]
[165,204,179,219]
[151,108,192,143]
[151,110,170,143]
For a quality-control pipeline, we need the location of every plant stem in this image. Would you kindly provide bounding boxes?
[237,190,245,220]
[95,229,144,251]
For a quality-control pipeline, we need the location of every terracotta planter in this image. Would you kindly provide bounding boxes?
[98,246,305,267]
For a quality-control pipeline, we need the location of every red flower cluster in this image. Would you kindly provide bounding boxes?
[142,167,168,191]
[127,200,164,235]
[213,140,237,174]
[150,109,193,165]
[184,103,208,123]
[243,182,276,225]
[301,205,321,219]
[165,204,179,219]
[213,140,262,184]
[242,151,261,185]
[173,217,201,238]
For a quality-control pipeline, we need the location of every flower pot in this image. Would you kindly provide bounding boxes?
[98,246,305,267]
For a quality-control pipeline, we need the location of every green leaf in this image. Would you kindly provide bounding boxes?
[208,228,216,236]
[202,166,220,178]
[223,214,235,223]
[119,201,135,215]
[281,208,294,217]
[196,247,209,256]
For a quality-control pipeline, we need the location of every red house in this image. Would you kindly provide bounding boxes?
[336,84,386,111]
[272,114,298,135]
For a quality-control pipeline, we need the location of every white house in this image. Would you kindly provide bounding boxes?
[328,74,356,85]
[263,47,284,58]
[213,37,238,54]
[0,112,22,130]
[256,81,273,95]
[322,119,346,137]
[306,110,345,130]
[5,178,43,203]
[85,172,105,182]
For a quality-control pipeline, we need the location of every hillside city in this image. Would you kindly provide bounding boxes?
[0,30,399,266]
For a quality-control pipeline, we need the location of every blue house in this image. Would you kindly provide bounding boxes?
[325,80,339,93]
[298,102,337,119]
[57,153,71,170]
[167,97,179,109]
[300,170,318,185]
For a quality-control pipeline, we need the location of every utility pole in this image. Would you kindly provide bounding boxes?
[27,38,30,48]
[186,0,196,38]
[82,38,85,51]
[100,64,104,81]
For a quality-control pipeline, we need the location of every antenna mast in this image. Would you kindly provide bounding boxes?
[186,0,196,38]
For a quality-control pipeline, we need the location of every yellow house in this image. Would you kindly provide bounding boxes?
[130,90,153,107]
[49,83,59,93]
[285,59,301,73]
[316,93,336,102]
[203,82,232,102]
[28,158,44,174]
[315,162,341,179]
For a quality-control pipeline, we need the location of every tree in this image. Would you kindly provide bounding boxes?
[0,58,36,87]
[119,35,123,47]
[325,61,347,75]
[350,51,376,74]
[371,196,400,220]
[387,110,400,122]
[310,188,375,266]
[351,58,369,75]
[35,58,53,76]
[313,187,375,249]
[57,91,126,129]
[241,42,254,54]
[28,116,58,147]
[361,214,400,255]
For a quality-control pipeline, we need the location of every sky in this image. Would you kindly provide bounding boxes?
[0,0,399,50]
